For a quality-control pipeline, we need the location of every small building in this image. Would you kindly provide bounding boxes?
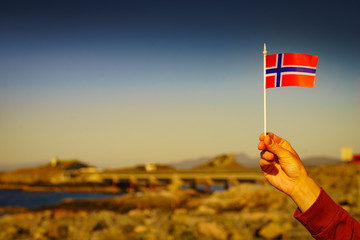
[50,159,99,183]
[353,154,360,164]
[51,156,60,167]
[135,163,176,172]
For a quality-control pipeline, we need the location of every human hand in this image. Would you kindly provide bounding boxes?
[258,132,306,196]
[258,133,320,212]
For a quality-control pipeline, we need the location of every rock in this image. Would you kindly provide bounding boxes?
[258,221,284,239]
[283,228,314,240]
[16,227,31,239]
[122,223,135,234]
[173,208,187,215]
[134,225,147,233]
[197,221,227,240]
[1,165,357,240]
[196,205,217,214]
[128,208,144,218]
[52,209,77,219]
[57,225,69,238]
[179,231,196,240]
[0,225,18,239]
[33,226,47,239]
[92,220,108,231]
[0,206,29,214]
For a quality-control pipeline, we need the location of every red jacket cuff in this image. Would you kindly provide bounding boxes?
[293,188,341,235]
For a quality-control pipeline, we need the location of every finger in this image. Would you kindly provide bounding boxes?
[260,150,276,161]
[264,134,291,159]
[258,141,266,151]
[259,133,265,141]
[265,132,286,146]
[259,158,270,168]
[264,132,280,144]
[266,133,298,157]
[259,158,275,171]
[259,132,271,141]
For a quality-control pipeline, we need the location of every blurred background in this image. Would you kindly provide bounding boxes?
[0,1,359,239]
[1,0,359,170]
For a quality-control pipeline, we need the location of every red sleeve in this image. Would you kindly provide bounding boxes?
[294,188,360,240]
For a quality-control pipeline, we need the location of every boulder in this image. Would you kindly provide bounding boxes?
[258,221,290,239]
[197,221,227,240]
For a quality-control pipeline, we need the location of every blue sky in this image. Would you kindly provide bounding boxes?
[0,0,359,169]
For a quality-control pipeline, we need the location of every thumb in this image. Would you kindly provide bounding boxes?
[264,135,291,159]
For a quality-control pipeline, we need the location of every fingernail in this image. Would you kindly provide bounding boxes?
[268,137,273,145]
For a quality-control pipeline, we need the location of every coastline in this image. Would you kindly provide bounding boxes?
[1,163,360,239]
[0,184,315,239]
[0,184,122,193]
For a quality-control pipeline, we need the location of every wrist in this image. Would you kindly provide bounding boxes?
[290,176,321,213]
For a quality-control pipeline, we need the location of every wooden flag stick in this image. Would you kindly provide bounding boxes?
[263,43,267,136]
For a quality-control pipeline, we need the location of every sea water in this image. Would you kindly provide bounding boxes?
[0,185,226,209]
[0,189,120,209]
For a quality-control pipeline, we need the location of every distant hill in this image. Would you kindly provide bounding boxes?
[169,153,343,170]
[110,163,176,173]
[0,161,48,172]
[170,153,258,170]
[234,153,259,169]
[301,156,342,167]
[191,154,245,171]
[0,159,92,184]
[170,156,212,170]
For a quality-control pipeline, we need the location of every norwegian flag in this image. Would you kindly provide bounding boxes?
[266,53,318,88]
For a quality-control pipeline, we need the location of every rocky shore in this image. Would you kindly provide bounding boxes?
[1,163,360,240]
[0,185,302,240]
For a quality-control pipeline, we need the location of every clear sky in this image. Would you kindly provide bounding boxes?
[0,0,359,169]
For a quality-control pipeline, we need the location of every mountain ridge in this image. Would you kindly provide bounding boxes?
[169,153,343,170]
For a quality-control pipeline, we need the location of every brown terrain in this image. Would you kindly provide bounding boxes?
[0,159,120,193]
[0,155,359,239]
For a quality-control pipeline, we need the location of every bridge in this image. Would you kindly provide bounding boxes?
[93,169,266,193]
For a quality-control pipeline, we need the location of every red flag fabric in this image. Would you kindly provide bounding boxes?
[266,53,318,88]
